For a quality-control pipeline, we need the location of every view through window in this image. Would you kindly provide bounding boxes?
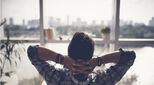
[0,0,154,85]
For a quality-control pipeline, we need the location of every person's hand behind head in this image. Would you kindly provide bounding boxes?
[118,48,136,65]
[64,57,97,75]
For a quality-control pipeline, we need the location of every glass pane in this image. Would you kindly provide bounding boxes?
[44,0,113,40]
[120,0,154,39]
[119,1,154,85]
[1,0,40,85]
[1,0,39,39]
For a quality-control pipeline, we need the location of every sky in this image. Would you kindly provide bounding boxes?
[1,0,154,26]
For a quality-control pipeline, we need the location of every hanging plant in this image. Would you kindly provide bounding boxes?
[0,19,25,85]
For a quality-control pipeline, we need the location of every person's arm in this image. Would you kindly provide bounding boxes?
[27,45,67,84]
[37,46,75,69]
[37,45,59,61]
[89,51,121,67]
[92,49,136,84]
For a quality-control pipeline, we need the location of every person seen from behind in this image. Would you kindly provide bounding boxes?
[27,32,136,85]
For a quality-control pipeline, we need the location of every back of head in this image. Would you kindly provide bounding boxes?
[68,32,94,61]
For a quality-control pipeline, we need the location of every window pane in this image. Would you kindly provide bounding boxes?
[1,0,39,39]
[1,0,40,85]
[44,0,113,39]
[120,0,154,39]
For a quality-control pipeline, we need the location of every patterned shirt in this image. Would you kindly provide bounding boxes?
[27,46,135,85]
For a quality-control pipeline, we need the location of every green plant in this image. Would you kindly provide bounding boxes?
[0,19,25,84]
[0,19,6,26]
[100,26,110,34]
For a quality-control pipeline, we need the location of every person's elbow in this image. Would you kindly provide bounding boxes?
[27,45,38,59]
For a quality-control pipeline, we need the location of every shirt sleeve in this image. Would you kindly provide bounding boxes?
[94,52,136,85]
[27,45,66,84]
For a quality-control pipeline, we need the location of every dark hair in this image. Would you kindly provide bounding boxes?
[68,32,94,61]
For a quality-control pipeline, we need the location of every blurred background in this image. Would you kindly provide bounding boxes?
[0,0,154,85]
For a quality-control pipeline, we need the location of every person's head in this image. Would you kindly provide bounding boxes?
[68,32,95,61]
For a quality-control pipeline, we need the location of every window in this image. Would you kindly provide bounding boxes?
[1,0,39,38]
[120,0,154,39]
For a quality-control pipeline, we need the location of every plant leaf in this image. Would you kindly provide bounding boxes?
[0,67,2,77]
[7,57,12,65]
[0,19,6,26]
[0,44,5,50]
[5,71,14,77]
[14,49,18,57]
[0,58,2,64]
[23,47,26,52]
[18,55,21,61]
[14,61,17,67]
